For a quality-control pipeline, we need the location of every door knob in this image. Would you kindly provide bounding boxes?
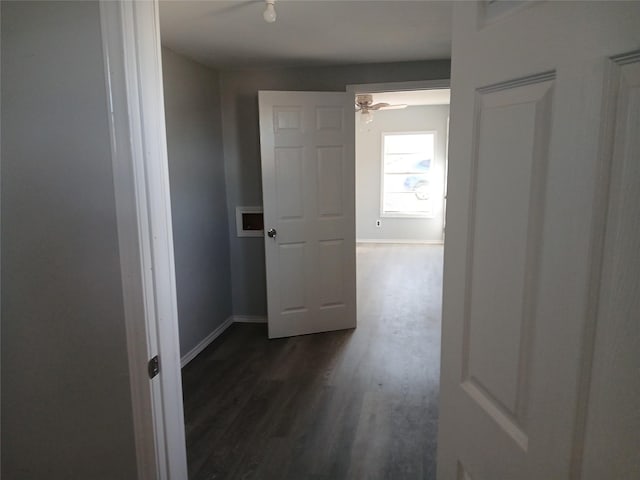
[267,228,277,238]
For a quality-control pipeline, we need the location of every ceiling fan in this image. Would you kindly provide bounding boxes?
[355,94,407,123]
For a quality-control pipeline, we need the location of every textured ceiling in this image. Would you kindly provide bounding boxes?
[159,1,452,69]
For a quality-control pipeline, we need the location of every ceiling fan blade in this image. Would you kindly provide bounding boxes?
[369,103,390,110]
[378,104,409,110]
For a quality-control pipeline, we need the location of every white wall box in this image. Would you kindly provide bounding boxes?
[236,206,264,237]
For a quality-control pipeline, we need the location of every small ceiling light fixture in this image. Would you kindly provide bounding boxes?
[263,0,277,23]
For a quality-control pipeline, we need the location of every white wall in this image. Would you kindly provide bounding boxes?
[162,48,233,359]
[356,105,449,243]
[1,1,137,477]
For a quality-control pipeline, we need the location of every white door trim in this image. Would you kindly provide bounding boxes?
[346,79,451,95]
[99,1,187,479]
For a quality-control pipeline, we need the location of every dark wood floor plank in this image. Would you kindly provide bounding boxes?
[182,244,443,480]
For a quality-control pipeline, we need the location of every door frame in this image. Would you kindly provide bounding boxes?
[346,79,451,243]
[346,79,450,95]
[100,1,187,479]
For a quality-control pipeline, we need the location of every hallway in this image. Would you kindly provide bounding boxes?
[181,244,443,479]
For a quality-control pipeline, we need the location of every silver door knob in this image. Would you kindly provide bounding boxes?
[267,228,277,238]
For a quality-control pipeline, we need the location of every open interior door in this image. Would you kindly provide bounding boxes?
[259,91,356,339]
[438,2,639,479]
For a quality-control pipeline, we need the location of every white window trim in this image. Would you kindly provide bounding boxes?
[379,130,438,219]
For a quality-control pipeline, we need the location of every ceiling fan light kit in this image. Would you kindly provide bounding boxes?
[361,110,374,124]
[263,0,276,23]
[355,94,407,123]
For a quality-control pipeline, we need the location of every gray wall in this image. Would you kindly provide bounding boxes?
[1,1,137,478]
[356,104,449,243]
[220,60,451,315]
[162,47,232,358]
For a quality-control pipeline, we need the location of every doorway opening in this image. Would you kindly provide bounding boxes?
[172,83,451,478]
[175,85,450,478]
[353,85,451,477]
[159,14,452,469]
[352,87,451,245]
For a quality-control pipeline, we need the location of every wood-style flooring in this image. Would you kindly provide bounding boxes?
[181,244,443,480]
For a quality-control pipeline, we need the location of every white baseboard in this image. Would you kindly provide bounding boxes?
[356,238,444,245]
[233,315,268,324]
[180,315,269,368]
[180,316,234,368]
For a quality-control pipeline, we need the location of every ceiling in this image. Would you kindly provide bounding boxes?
[159,1,452,69]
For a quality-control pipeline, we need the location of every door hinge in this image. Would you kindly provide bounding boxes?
[148,355,160,379]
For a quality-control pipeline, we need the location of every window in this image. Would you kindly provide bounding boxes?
[381,132,435,217]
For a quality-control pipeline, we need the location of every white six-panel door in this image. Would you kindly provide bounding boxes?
[259,91,356,339]
[438,2,640,479]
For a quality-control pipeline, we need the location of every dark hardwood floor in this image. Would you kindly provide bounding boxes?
[181,244,443,480]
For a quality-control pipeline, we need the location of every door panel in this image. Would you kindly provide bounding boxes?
[274,147,304,218]
[464,76,552,443]
[279,243,307,312]
[318,239,345,307]
[581,55,640,480]
[259,91,356,339]
[317,146,344,216]
[438,2,640,479]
